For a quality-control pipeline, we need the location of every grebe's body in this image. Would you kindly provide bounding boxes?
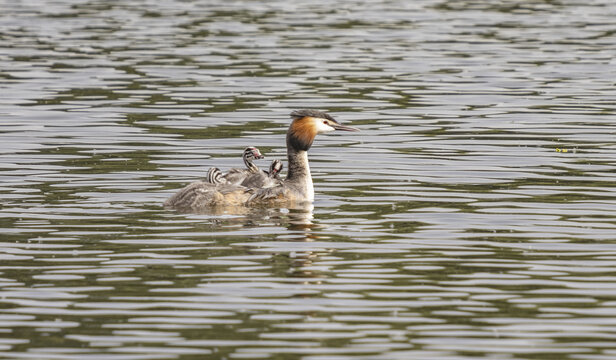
[164,110,358,210]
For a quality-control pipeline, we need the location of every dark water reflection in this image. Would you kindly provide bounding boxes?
[2,0,616,359]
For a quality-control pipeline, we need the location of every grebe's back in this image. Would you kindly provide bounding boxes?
[164,181,251,209]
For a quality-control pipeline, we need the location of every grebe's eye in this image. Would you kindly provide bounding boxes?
[323,120,328,125]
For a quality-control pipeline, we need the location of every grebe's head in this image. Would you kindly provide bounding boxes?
[206,167,223,184]
[288,109,359,151]
[243,147,264,161]
[268,159,283,177]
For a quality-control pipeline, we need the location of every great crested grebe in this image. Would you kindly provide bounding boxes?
[206,146,264,185]
[164,109,359,210]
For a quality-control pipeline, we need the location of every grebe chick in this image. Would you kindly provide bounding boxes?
[240,159,284,189]
[206,147,264,185]
[164,110,358,210]
[267,159,283,179]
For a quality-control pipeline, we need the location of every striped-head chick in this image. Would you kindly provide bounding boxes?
[206,167,223,184]
[242,146,264,172]
[268,159,283,178]
[287,109,359,151]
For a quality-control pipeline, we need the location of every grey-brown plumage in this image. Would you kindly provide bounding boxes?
[164,110,358,211]
[164,181,252,210]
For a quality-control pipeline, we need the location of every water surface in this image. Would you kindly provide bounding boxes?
[2,0,616,359]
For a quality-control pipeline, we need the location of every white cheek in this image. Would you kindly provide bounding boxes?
[315,121,335,133]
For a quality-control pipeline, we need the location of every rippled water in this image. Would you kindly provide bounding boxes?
[2,0,616,359]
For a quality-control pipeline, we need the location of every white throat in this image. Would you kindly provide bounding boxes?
[300,151,314,201]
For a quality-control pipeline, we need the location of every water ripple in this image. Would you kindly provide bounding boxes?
[2,0,616,359]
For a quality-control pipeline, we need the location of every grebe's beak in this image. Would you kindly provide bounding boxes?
[331,123,360,132]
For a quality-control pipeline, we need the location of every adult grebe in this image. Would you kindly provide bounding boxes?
[206,146,263,185]
[164,110,359,210]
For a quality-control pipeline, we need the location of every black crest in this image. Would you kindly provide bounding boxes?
[290,109,337,123]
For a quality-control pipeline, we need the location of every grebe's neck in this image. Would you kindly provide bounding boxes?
[243,157,258,173]
[285,135,314,202]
